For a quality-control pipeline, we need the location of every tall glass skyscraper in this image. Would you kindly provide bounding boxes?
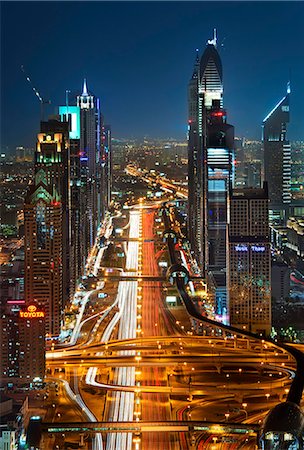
[262,84,291,223]
[188,30,224,274]
[188,31,234,318]
[77,79,103,248]
[207,103,234,318]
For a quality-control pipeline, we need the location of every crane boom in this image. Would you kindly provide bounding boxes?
[21,65,51,120]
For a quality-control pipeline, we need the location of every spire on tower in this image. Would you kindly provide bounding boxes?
[287,80,291,94]
[207,28,217,47]
[82,78,88,96]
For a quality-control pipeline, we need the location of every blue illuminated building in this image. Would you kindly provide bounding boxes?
[207,103,234,319]
[262,84,291,223]
[187,32,234,319]
[187,29,223,274]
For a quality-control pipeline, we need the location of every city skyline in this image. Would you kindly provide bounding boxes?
[1,1,304,152]
[1,3,304,448]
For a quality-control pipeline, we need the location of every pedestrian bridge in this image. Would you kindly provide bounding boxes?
[41,420,259,435]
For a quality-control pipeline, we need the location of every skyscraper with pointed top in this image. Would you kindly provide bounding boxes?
[77,79,103,249]
[188,29,224,269]
[188,30,234,318]
[262,84,291,223]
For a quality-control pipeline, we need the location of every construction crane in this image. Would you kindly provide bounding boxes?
[21,65,51,121]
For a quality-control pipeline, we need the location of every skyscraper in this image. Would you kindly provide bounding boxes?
[262,84,291,223]
[207,102,234,317]
[188,30,224,273]
[102,124,112,211]
[24,122,69,336]
[228,183,271,335]
[59,82,111,284]
[59,105,83,291]
[77,79,103,249]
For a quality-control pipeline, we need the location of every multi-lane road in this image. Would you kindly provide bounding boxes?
[42,202,302,450]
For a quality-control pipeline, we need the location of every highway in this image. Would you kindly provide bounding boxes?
[41,201,304,450]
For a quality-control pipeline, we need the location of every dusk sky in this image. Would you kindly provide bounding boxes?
[1,1,304,151]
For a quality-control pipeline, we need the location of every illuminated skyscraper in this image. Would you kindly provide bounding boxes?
[60,82,111,280]
[102,124,112,211]
[77,79,103,248]
[262,84,291,222]
[188,30,224,274]
[207,102,234,317]
[59,105,84,290]
[24,122,69,335]
[228,183,271,335]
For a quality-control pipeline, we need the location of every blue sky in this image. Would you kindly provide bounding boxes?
[1,1,304,150]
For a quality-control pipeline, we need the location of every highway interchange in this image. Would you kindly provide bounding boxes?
[40,200,303,450]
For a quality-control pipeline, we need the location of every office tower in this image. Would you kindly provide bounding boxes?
[207,102,234,317]
[188,29,224,274]
[102,125,112,210]
[77,79,103,248]
[24,122,69,335]
[0,301,45,386]
[59,105,83,289]
[262,84,291,223]
[228,183,271,335]
[271,258,290,303]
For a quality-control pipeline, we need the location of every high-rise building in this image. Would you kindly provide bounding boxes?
[207,103,234,317]
[187,30,224,273]
[77,79,103,249]
[24,122,69,335]
[228,183,271,335]
[0,301,45,386]
[188,31,234,317]
[102,124,112,210]
[271,258,290,304]
[262,84,291,223]
[59,105,83,290]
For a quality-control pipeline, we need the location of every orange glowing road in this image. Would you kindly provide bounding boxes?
[141,208,175,449]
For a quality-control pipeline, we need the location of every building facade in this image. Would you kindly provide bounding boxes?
[228,183,271,335]
[188,30,223,274]
[262,85,291,223]
[77,79,103,249]
[206,103,234,316]
[0,302,45,386]
[187,31,234,317]
[24,124,69,335]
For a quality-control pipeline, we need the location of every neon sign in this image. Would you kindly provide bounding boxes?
[19,305,45,319]
[235,245,248,252]
[235,245,266,253]
[251,245,266,252]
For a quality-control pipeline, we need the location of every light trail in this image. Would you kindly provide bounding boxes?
[57,377,103,450]
[85,209,141,450]
[106,209,140,450]
[69,290,96,346]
